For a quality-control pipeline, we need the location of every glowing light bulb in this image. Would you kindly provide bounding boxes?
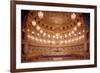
[27,34,31,38]
[65,34,67,38]
[53,35,56,38]
[32,20,36,26]
[71,31,74,34]
[83,30,85,33]
[35,38,38,41]
[38,11,44,19]
[74,27,77,31]
[32,31,35,34]
[48,34,50,38]
[71,13,76,20]
[77,22,81,27]
[40,30,43,34]
[36,26,40,31]
[78,32,81,35]
[43,32,46,36]
[68,33,71,36]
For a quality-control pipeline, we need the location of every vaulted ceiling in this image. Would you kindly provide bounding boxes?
[22,10,89,47]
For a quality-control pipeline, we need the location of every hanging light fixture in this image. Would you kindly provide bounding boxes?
[71,13,76,20]
[38,11,44,19]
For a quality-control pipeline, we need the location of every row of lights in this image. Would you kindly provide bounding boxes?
[27,34,85,44]
[31,22,83,39]
[29,28,85,40]
[32,19,81,31]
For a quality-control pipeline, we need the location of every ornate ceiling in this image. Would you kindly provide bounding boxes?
[21,10,90,62]
[22,10,89,47]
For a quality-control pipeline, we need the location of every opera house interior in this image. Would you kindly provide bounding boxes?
[21,10,90,62]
